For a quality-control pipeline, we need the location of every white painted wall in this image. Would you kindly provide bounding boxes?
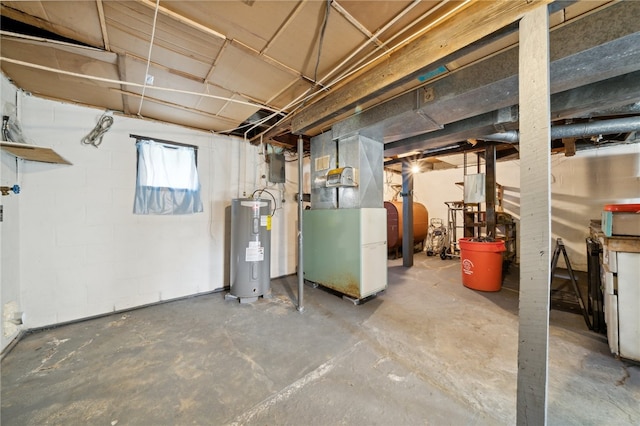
[3,67,637,353]
[1,75,22,351]
[0,77,300,351]
[413,144,640,271]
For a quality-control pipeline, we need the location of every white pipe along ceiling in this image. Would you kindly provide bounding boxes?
[0,1,638,161]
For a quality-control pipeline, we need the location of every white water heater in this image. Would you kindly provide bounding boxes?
[227,198,271,303]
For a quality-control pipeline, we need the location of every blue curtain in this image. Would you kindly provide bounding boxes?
[134,140,203,215]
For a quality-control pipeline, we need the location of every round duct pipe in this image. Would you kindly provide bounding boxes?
[483,116,640,143]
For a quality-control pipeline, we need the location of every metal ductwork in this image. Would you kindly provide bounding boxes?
[483,116,640,144]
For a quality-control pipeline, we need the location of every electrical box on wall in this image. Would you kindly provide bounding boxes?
[268,153,285,183]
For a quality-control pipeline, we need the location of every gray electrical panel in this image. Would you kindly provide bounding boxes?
[227,198,271,303]
[268,153,286,183]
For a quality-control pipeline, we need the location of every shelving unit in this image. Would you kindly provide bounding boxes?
[443,201,477,257]
[463,210,517,263]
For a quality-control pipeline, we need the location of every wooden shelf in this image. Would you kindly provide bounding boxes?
[1,141,72,165]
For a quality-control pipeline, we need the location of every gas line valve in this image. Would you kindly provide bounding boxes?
[0,185,20,196]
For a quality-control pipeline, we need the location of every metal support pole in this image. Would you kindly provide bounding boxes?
[297,135,305,313]
[401,162,414,267]
[485,144,497,239]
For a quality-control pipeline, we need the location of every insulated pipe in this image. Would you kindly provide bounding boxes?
[245,1,462,139]
[483,116,640,143]
[297,135,305,313]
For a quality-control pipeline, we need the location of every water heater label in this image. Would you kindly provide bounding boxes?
[261,215,271,228]
[246,246,264,262]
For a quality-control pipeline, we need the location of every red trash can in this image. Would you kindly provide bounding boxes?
[458,238,506,292]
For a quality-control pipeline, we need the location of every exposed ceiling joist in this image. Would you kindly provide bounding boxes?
[260,0,306,54]
[95,0,109,50]
[136,0,226,40]
[112,88,239,124]
[334,1,640,148]
[384,110,517,158]
[2,0,632,153]
[384,70,640,158]
[330,0,386,50]
[290,0,553,134]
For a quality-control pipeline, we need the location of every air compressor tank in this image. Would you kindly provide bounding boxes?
[227,198,271,303]
[385,201,429,255]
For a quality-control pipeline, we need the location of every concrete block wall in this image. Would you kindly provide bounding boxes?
[413,144,640,271]
[1,75,21,351]
[1,76,300,351]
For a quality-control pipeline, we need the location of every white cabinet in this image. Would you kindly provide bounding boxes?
[616,252,640,360]
[602,243,640,362]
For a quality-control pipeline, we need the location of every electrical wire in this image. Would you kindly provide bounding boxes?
[244,0,467,141]
[0,57,279,113]
[137,0,161,116]
[81,113,113,148]
[1,0,464,142]
[237,0,331,138]
[313,0,331,85]
[252,188,277,216]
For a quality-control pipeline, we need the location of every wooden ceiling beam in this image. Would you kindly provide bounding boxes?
[117,54,130,114]
[123,53,203,84]
[136,0,226,40]
[95,0,110,50]
[136,0,312,99]
[253,0,449,143]
[0,3,100,47]
[291,0,553,135]
[229,39,300,78]
[261,0,307,55]
[331,0,385,49]
[204,38,229,83]
[112,88,239,125]
[270,133,310,148]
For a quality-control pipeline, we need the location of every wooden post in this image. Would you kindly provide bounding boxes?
[517,5,551,425]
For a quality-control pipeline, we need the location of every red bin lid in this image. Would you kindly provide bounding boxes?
[603,204,640,213]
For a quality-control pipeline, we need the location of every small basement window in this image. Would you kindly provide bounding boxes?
[132,136,203,215]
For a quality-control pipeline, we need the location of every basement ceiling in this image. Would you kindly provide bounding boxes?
[1,0,639,165]
[1,0,484,136]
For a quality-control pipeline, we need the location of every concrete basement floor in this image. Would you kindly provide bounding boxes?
[2,256,639,425]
